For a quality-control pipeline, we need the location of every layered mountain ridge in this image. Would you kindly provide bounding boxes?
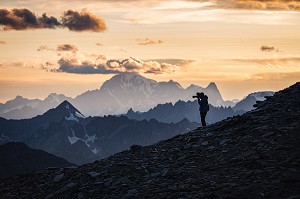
[0,74,227,119]
[0,100,197,165]
[1,83,299,198]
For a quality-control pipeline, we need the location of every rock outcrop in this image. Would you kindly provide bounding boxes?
[1,83,299,199]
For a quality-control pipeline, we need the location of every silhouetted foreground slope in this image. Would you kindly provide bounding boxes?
[0,142,75,179]
[1,83,299,198]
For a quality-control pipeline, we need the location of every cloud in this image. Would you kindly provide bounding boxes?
[248,71,300,81]
[229,56,300,65]
[0,8,61,31]
[61,9,107,32]
[95,42,103,46]
[37,43,78,53]
[53,54,179,75]
[146,59,194,66]
[0,41,6,45]
[136,38,164,45]
[0,8,107,32]
[189,0,300,11]
[57,44,78,53]
[37,45,53,51]
[260,45,278,52]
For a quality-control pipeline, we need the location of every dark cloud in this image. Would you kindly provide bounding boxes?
[0,8,61,31]
[57,44,78,53]
[95,42,103,46]
[136,38,163,45]
[53,56,179,75]
[260,45,278,52]
[61,10,107,32]
[56,57,121,74]
[0,8,107,32]
[0,41,6,45]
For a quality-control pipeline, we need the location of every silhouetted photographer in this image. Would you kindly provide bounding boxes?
[193,92,209,127]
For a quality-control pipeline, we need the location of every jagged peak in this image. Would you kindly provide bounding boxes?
[50,100,85,118]
[15,95,25,99]
[206,82,218,90]
[186,84,203,90]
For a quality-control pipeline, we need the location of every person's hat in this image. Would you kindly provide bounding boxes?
[197,92,204,97]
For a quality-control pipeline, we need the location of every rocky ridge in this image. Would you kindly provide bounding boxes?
[1,83,299,199]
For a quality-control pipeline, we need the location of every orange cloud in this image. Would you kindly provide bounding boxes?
[0,41,6,45]
[136,38,164,45]
[61,9,107,32]
[37,45,53,51]
[57,44,78,53]
[260,45,278,52]
[189,0,300,11]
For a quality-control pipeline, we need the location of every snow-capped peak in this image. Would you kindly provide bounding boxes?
[43,100,85,122]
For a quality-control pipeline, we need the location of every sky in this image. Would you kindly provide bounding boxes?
[0,0,300,102]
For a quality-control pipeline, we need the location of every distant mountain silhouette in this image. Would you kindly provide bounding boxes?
[125,100,244,124]
[0,142,74,179]
[0,101,197,164]
[0,94,72,119]
[233,91,274,112]
[0,74,228,119]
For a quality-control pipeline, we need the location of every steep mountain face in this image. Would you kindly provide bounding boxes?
[1,83,298,198]
[0,142,74,179]
[0,101,197,165]
[125,100,244,124]
[233,91,274,112]
[0,74,226,119]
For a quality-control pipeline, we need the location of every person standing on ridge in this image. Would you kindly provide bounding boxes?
[193,92,209,127]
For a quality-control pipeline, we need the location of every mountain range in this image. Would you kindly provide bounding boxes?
[1,82,298,198]
[0,100,197,165]
[125,100,245,124]
[0,74,235,119]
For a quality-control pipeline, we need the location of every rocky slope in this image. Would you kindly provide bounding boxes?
[1,83,299,199]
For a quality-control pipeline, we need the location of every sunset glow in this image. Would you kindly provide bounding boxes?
[1,0,300,102]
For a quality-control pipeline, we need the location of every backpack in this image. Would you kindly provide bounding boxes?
[204,104,209,112]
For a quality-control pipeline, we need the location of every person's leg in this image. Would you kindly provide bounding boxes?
[200,111,207,127]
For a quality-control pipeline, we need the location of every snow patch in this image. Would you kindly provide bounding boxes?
[68,126,98,154]
[68,128,81,144]
[65,113,79,122]
[75,111,85,119]
[85,134,97,143]
[92,148,99,154]
[65,104,70,109]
